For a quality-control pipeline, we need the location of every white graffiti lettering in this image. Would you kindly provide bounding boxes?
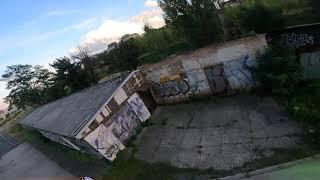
[281,33,314,48]
[151,79,190,98]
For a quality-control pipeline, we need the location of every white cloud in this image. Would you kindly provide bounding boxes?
[70,8,165,54]
[144,0,159,7]
[131,9,165,29]
[71,20,144,55]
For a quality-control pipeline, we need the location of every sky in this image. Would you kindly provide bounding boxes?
[0,0,165,109]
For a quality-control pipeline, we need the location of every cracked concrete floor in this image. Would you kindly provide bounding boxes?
[134,95,301,170]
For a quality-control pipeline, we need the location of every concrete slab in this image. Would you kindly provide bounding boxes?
[0,143,76,180]
[135,95,301,170]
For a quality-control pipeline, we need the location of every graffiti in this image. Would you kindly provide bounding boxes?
[223,55,256,90]
[85,124,124,161]
[128,93,151,122]
[151,77,190,98]
[109,103,140,143]
[281,33,314,48]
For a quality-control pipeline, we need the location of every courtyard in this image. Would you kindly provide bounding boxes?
[134,94,301,170]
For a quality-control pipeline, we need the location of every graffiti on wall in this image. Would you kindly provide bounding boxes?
[127,93,151,122]
[223,55,256,89]
[281,33,314,48]
[151,75,190,98]
[107,103,140,143]
[85,124,125,161]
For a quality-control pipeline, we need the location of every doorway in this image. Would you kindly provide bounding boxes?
[204,64,229,95]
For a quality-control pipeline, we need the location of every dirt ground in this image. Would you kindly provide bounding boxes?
[134,95,301,170]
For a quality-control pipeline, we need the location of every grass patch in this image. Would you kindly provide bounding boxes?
[244,145,320,171]
[103,150,231,180]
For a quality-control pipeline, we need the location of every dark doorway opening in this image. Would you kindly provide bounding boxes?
[137,89,157,113]
[204,64,229,95]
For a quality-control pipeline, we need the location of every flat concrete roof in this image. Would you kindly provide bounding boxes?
[20,72,130,137]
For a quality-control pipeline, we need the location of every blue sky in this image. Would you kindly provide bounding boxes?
[0,0,163,108]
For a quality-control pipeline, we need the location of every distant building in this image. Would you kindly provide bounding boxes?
[20,70,156,161]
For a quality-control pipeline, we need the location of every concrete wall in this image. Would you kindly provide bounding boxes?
[79,71,152,161]
[139,35,267,104]
[83,93,151,161]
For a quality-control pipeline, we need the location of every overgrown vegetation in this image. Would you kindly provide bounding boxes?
[252,43,320,148]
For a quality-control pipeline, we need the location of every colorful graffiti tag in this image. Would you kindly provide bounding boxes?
[127,93,151,122]
[223,55,256,90]
[151,77,190,98]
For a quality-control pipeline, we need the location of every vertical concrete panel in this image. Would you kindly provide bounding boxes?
[106,103,141,143]
[128,93,151,122]
[223,55,256,90]
[84,124,125,161]
[114,88,127,105]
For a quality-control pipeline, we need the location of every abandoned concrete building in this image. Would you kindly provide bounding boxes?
[20,70,156,160]
[21,34,269,161]
[141,34,267,104]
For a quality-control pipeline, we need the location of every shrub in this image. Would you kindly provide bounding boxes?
[239,1,285,33]
[252,43,302,97]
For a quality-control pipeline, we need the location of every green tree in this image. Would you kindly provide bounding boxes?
[50,57,92,98]
[239,1,285,33]
[2,65,53,109]
[159,0,223,47]
[308,0,320,20]
[99,37,140,72]
[71,47,98,84]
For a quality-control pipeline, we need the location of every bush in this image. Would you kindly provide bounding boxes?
[287,80,320,124]
[252,43,302,97]
[239,1,285,33]
[159,0,223,47]
[252,43,320,145]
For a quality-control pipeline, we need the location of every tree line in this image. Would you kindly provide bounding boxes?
[2,0,319,110]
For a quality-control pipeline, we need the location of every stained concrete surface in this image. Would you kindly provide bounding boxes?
[0,143,76,180]
[0,132,19,157]
[135,95,301,170]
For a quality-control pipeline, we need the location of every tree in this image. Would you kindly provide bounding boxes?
[159,0,223,47]
[239,1,285,33]
[99,38,140,72]
[308,0,320,20]
[50,57,93,97]
[2,65,53,109]
[72,46,98,84]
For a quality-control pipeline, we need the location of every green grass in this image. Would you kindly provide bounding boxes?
[102,145,320,180]
[103,149,233,180]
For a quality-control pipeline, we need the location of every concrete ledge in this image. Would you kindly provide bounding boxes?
[213,154,320,180]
